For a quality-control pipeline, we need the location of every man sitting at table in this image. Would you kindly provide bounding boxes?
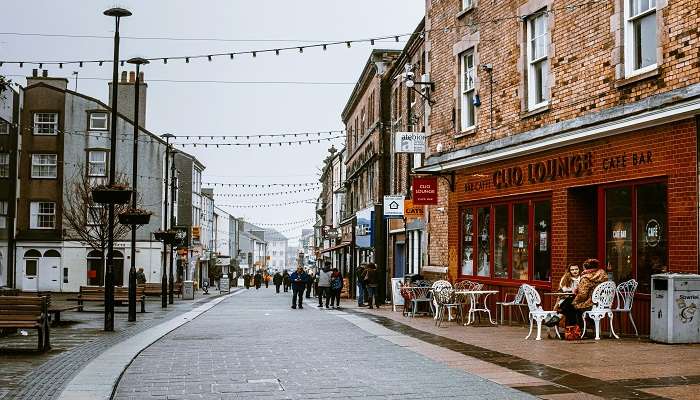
[545,259,607,328]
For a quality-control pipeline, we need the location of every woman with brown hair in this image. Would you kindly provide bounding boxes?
[546,259,607,328]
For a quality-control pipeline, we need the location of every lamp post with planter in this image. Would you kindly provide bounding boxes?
[158,133,175,308]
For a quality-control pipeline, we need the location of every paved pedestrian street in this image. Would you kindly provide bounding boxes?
[113,288,533,400]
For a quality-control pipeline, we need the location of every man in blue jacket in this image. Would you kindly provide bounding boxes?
[289,266,309,309]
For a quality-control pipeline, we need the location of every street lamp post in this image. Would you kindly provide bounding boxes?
[103,6,131,332]
[126,57,149,322]
[169,150,178,304]
[161,133,175,308]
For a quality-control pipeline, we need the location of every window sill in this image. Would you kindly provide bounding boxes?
[455,6,475,19]
[615,67,660,89]
[454,126,477,139]
[520,103,550,119]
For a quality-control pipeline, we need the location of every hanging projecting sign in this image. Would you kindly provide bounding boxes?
[412,177,438,205]
[394,132,426,153]
[404,200,425,219]
[383,195,405,218]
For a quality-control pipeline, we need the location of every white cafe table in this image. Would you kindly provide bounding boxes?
[454,290,499,325]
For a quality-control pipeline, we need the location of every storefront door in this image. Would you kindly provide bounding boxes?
[394,242,405,278]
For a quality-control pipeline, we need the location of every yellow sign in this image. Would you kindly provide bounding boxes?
[192,226,201,241]
[404,200,424,219]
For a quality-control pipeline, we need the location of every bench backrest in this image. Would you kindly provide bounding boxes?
[80,286,144,297]
[0,296,47,321]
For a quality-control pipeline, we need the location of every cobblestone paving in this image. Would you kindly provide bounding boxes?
[113,288,534,400]
[0,291,233,400]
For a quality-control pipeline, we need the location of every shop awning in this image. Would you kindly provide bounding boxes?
[320,242,351,254]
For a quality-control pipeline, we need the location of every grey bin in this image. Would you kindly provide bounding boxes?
[182,280,194,300]
[650,273,700,343]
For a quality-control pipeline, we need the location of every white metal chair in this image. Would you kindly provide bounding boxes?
[612,279,639,336]
[522,284,560,340]
[497,285,527,325]
[581,281,620,340]
[431,280,452,319]
[434,287,463,327]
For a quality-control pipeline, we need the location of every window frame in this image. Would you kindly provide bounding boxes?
[458,194,552,286]
[0,152,9,178]
[30,154,58,179]
[526,11,550,111]
[624,0,658,77]
[88,112,109,131]
[87,150,108,177]
[0,121,9,135]
[459,49,477,132]
[30,201,56,229]
[0,200,7,229]
[462,0,474,11]
[33,112,59,135]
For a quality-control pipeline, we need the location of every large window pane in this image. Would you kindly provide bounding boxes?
[534,201,551,281]
[606,187,633,284]
[461,208,474,275]
[636,183,667,293]
[477,207,491,277]
[512,203,529,280]
[634,13,656,69]
[494,205,508,278]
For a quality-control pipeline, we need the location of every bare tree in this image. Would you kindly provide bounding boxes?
[62,163,139,282]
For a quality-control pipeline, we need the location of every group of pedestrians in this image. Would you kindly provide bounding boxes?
[315,262,344,309]
[355,263,379,309]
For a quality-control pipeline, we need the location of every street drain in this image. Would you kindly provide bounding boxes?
[246,378,284,391]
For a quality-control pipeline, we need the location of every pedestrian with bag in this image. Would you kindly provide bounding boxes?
[329,268,344,309]
[273,271,283,293]
[317,262,332,309]
[363,263,379,309]
[290,266,309,309]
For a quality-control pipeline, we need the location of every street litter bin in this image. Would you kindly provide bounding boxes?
[220,274,230,293]
[182,280,194,300]
[650,273,700,343]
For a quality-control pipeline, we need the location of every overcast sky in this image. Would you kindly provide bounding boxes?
[1,0,424,243]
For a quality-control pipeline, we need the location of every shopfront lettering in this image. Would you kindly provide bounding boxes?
[492,152,593,189]
[603,151,653,172]
[464,179,491,192]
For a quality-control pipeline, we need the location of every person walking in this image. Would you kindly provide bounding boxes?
[254,271,262,290]
[317,262,332,309]
[290,266,309,309]
[329,267,343,309]
[355,264,366,307]
[363,263,378,309]
[273,271,283,293]
[264,273,270,288]
[305,271,314,298]
[282,270,290,292]
[243,273,251,289]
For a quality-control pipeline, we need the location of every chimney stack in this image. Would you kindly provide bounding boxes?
[121,71,127,82]
[108,69,148,128]
[26,69,68,90]
[129,71,135,83]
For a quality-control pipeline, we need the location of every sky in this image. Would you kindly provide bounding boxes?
[1,0,424,244]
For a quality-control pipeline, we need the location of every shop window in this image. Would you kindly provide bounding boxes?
[459,198,552,283]
[87,250,104,286]
[605,187,633,284]
[494,205,508,278]
[476,207,490,277]
[512,203,529,280]
[636,183,667,293]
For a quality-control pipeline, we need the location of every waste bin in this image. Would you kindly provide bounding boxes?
[182,280,194,300]
[650,273,700,343]
[220,274,230,293]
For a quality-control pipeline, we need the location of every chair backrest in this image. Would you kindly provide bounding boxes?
[615,279,638,311]
[591,281,617,311]
[414,280,433,287]
[454,280,480,291]
[506,285,525,304]
[521,284,543,313]
[432,280,452,290]
[433,287,455,306]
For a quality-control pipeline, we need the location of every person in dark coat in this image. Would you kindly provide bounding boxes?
[305,271,314,298]
[363,263,378,309]
[282,270,291,292]
[289,266,309,309]
[253,271,263,289]
[273,272,283,293]
[243,273,251,289]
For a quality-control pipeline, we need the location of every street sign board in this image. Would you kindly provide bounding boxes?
[383,195,405,218]
[412,176,438,205]
[394,132,427,153]
[404,199,425,219]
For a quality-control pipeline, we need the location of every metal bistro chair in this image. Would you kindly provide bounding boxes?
[613,279,639,337]
[497,285,527,325]
[431,280,452,319]
[522,284,560,340]
[399,284,414,317]
[409,286,433,318]
[581,281,620,340]
[434,287,463,327]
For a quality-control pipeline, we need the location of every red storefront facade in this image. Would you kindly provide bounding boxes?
[445,119,698,334]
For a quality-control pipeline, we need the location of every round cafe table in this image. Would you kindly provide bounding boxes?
[454,290,499,325]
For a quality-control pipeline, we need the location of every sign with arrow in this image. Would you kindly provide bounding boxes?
[383,195,405,218]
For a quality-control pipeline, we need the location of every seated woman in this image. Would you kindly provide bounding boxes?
[546,259,607,327]
[554,264,581,310]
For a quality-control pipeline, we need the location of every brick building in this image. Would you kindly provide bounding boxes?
[413,0,700,333]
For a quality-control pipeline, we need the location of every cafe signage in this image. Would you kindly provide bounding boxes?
[412,177,438,205]
[394,132,426,153]
[404,200,425,219]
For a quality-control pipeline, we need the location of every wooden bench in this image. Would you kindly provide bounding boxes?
[139,282,183,298]
[0,296,50,352]
[0,291,80,324]
[68,286,146,313]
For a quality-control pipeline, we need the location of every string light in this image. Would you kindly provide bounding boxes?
[218,198,316,208]
[202,182,320,188]
[174,135,344,148]
[213,187,319,197]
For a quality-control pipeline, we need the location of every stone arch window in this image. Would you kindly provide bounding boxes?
[24,249,42,258]
[44,249,61,257]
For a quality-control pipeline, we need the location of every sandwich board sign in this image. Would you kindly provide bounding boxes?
[383,195,405,218]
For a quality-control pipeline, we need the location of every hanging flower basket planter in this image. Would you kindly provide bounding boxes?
[91,184,132,205]
[153,230,177,244]
[118,208,152,225]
